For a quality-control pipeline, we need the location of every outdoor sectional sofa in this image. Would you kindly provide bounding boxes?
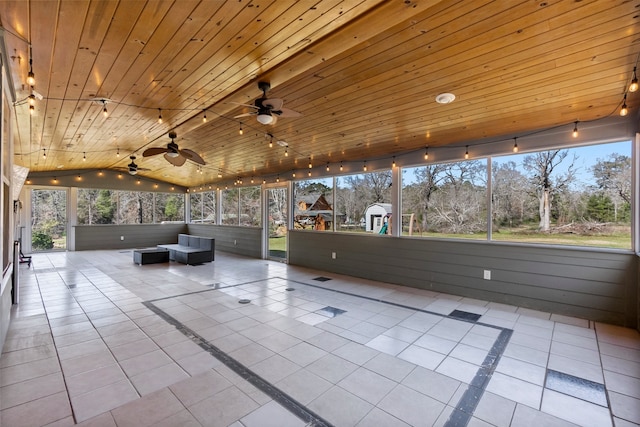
[158,233,215,265]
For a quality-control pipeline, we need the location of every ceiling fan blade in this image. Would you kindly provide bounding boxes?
[234,112,256,118]
[142,147,169,157]
[164,153,186,166]
[180,149,206,165]
[262,98,283,110]
[273,107,302,118]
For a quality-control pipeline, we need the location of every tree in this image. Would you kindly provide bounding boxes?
[491,161,530,228]
[591,153,631,222]
[522,150,576,231]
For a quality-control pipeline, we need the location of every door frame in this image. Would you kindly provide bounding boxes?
[263,182,290,262]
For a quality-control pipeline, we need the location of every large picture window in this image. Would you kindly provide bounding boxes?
[336,171,392,233]
[491,141,631,249]
[190,191,215,223]
[402,160,488,239]
[239,186,261,226]
[294,178,333,231]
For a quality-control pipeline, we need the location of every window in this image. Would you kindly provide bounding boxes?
[336,171,392,233]
[293,178,333,231]
[189,191,215,223]
[78,189,184,225]
[402,160,488,239]
[221,188,239,225]
[491,141,631,249]
[239,186,261,226]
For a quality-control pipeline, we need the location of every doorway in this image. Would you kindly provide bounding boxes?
[266,186,287,261]
[30,188,67,251]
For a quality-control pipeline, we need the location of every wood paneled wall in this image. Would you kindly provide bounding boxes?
[288,231,638,328]
[187,224,262,259]
[74,224,187,250]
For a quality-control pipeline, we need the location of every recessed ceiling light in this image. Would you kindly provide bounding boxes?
[435,93,456,104]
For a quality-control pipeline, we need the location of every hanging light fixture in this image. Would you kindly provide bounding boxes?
[513,138,518,153]
[202,110,207,123]
[292,171,296,178]
[27,46,35,86]
[308,158,312,169]
[284,147,288,157]
[572,122,579,138]
[83,152,87,161]
[308,170,311,177]
[116,147,120,157]
[392,157,396,168]
[363,161,367,171]
[424,146,429,160]
[326,163,330,172]
[42,148,46,158]
[239,123,244,135]
[464,146,469,159]
[630,67,638,92]
[158,109,163,124]
[102,100,108,118]
[620,94,629,116]
[340,162,343,172]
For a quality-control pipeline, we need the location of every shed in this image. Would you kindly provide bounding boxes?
[364,203,392,233]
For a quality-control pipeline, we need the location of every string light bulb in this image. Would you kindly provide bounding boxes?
[308,170,311,177]
[620,94,628,116]
[292,171,296,178]
[326,163,330,172]
[513,138,518,153]
[392,156,396,168]
[464,146,469,159]
[269,136,273,148]
[276,175,280,183]
[116,147,120,157]
[42,148,46,158]
[424,146,429,160]
[202,110,207,123]
[284,148,288,157]
[340,162,343,172]
[239,123,244,135]
[102,100,108,118]
[630,67,638,92]
[158,109,163,124]
[363,161,367,171]
[308,158,312,169]
[29,104,35,115]
[28,93,36,106]
[83,152,86,161]
[572,122,578,138]
[27,46,35,86]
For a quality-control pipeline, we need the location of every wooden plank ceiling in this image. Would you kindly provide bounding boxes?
[1,0,639,188]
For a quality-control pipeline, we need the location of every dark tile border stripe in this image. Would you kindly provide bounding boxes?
[147,275,514,427]
[142,300,334,427]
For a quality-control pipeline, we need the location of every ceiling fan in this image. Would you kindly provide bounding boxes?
[142,131,206,166]
[121,155,150,175]
[234,81,302,125]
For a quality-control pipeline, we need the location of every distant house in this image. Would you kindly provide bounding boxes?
[364,203,392,233]
[295,194,334,230]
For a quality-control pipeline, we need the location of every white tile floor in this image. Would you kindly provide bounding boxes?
[1,249,639,426]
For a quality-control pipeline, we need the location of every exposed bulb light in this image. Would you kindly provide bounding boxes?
[292,171,296,178]
[239,124,244,135]
[53,177,58,184]
[326,163,330,172]
[83,152,86,161]
[29,105,35,115]
[276,175,280,183]
[620,94,628,116]
[158,109,163,124]
[630,67,638,92]
[28,93,36,106]
[392,156,396,168]
[464,146,469,159]
[251,177,254,184]
[42,148,46,158]
[308,158,312,169]
[572,122,578,138]
[269,135,273,148]
[340,162,343,172]
[27,46,35,86]
[217,171,222,178]
[284,148,288,157]
[308,170,311,177]
[102,100,108,118]
[363,161,367,171]
[513,138,518,153]
[424,146,429,160]
[202,110,207,123]
[116,147,120,157]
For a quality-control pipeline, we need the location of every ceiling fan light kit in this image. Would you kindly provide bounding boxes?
[234,81,302,126]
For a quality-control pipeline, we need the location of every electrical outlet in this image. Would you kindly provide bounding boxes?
[331,252,336,259]
[483,270,491,280]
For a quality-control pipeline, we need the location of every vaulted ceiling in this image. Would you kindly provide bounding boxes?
[1,0,639,187]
